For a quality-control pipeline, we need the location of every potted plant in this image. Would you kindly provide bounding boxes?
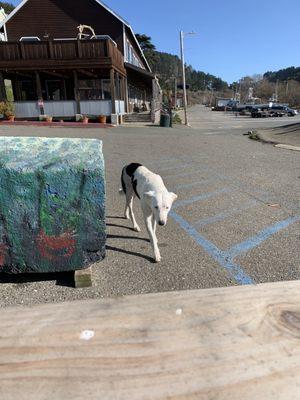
[0,101,15,121]
[98,115,106,124]
[46,115,53,123]
[82,115,89,124]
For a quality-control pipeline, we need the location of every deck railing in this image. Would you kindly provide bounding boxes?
[0,39,125,72]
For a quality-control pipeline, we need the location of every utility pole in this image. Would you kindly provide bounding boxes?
[174,76,177,109]
[180,31,188,125]
[180,30,196,125]
[275,79,279,102]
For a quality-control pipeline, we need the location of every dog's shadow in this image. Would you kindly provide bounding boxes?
[106,216,154,263]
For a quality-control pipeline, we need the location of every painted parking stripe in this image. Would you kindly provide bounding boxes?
[228,215,300,258]
[170,211,253,285]
[172,188,232,209]
[193,200,257,228]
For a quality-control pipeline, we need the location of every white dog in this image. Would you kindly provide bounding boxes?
[120,163,178,262]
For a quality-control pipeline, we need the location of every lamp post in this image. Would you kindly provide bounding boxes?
[180,30,196,125]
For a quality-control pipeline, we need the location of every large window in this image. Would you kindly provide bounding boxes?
[125,39,144,69]
[19,80,35,101]
[46,80,65,101]
[78,79,111,100]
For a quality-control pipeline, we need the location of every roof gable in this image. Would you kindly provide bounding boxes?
[0,0,151,71]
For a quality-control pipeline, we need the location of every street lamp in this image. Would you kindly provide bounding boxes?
[180,30,196,125]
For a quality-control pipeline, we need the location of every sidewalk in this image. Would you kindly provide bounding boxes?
[254,123,300,150]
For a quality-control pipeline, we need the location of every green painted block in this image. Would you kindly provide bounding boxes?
[0,137,106,273]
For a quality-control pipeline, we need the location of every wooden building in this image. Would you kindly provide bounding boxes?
[0,0,161,121]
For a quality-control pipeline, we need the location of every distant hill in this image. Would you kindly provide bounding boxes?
[149,51,228,92]
[264,66,300,83]
[135,34,228,93]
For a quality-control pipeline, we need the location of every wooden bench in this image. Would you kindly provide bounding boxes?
[1,280,300,399]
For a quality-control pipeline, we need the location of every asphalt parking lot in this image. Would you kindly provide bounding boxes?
[0,105,299,307]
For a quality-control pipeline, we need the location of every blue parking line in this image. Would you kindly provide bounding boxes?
[170,211,254,285]
[193,200,257,228]
[172,188,232,209]
[228,215,300,258]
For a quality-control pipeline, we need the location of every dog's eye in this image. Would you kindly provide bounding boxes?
[155,206,159,209]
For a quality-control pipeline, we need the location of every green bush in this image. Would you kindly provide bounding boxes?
[172,113,182,124]
[0,101,14,118]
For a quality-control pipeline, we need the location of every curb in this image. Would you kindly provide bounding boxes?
[0,121,114,128]
[274,144,300,151]
[248,131,300,151]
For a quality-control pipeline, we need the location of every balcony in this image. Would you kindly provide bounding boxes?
[0,39,125,75]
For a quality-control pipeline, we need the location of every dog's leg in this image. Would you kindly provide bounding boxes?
[124,189,132,220]
[144,209,160,263]
[152,214,157,234]
[124,202,130,220]
[128,195,141,232]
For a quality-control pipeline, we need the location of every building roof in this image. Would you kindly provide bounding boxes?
[0,0,151,71]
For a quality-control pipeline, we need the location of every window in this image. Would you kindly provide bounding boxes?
[19,80,35,101]
[46,80,65,101]
[126,39,144,69]
[102,80,111,100]
[78,79,111,100]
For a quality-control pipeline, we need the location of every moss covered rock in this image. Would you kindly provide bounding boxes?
[0,137,105,273]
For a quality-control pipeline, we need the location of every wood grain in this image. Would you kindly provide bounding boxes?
[1,281,300,399]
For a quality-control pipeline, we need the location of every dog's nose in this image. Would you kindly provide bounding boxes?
[158,221,165,226]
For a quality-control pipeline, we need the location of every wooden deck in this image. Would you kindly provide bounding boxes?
[1,280,300,399]
[0,39,125,74]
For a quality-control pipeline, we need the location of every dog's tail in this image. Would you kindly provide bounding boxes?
[119,166,127,195]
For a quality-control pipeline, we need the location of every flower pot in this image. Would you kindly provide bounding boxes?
[83,117,89,124]
[7,115,15,122]
[46,116,53,123]
[98,115,106,124]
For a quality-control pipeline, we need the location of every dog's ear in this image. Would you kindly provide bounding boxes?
[144,191,155,199]
[169,192,178,202]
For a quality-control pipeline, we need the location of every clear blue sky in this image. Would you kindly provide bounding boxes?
[11,0,300,83]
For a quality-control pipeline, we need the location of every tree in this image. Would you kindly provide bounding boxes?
[0,1,14,14]
[135,32,229,100]
[135,33,158,70]
[135,34,156,52]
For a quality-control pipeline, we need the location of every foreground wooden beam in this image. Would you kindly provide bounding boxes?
[1,281,300,399]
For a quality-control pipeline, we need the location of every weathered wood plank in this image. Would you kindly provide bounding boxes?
[74,266,93,288]
[1,281,300,399]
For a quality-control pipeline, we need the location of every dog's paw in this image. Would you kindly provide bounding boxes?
[154,256,161,263]
[134,226,141,232]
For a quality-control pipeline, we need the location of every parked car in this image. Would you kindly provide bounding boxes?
[269,110,285,117]
[251,108,269,118]
[284,107,298,116]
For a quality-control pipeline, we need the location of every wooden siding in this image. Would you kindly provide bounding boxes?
[5,0,124,50]
[0,39,125,74]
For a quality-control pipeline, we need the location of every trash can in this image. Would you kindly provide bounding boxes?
[160,113,171,127]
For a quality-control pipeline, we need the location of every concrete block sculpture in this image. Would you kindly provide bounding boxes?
[0,137,106,273]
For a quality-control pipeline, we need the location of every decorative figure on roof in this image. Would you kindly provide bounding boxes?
[77,25,96,39]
